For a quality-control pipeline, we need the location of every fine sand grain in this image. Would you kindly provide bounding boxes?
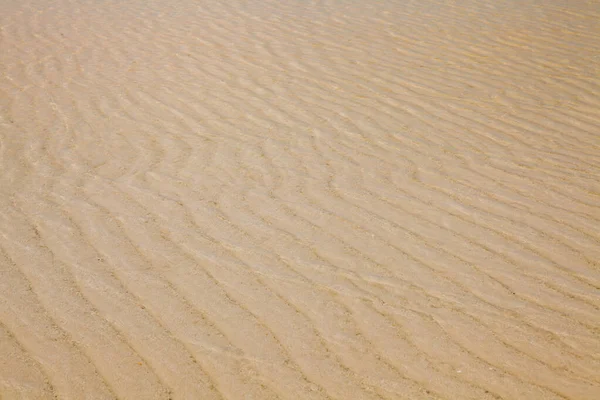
[1,0,599,399]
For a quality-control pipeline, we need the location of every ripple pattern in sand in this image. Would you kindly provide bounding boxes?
[0,0,599,399]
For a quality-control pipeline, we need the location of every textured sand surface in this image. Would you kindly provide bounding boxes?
[1,0,599,399]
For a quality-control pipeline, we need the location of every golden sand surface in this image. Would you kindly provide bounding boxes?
[1,0,599,398]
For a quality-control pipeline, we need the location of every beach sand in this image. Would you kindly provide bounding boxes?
[1,0,599,398]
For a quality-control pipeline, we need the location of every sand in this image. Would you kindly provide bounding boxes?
[0,0,599,398]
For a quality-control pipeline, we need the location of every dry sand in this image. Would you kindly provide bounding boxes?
[1,0,599,398]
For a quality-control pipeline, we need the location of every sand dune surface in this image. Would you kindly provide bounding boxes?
[1,0,599,399]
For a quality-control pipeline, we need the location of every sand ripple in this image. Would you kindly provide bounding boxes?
[1,0,599,399]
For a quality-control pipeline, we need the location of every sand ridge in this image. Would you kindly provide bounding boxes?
[0,0,599,399]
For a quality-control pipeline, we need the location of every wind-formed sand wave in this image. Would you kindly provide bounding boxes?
[0,0,599,399]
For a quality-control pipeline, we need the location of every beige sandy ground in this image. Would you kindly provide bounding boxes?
[0,0,599,398]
